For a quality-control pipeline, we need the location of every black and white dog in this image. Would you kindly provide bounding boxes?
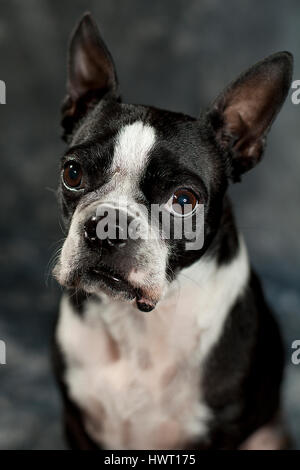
[53,13,293,450]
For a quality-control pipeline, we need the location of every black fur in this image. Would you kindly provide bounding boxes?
[201,271,284,449]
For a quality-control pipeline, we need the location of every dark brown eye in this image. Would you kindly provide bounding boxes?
[166,188,198,216]
[63,161,83,189]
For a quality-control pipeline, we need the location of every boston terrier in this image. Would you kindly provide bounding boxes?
[52,13,293,450]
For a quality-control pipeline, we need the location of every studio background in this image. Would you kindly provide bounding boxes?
[0,0,299,449]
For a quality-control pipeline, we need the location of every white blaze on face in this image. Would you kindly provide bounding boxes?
[112,121,156,178]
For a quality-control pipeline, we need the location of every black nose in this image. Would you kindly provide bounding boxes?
[84,214,128,249]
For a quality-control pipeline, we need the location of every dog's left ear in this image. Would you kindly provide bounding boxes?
[62,12,119,140]
[207,52,293,180]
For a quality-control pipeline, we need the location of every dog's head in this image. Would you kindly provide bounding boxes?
[53,13,293,311]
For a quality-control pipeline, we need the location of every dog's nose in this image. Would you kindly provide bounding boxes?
[84,214,128,249]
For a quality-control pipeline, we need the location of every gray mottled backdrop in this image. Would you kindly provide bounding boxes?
[0,0,299,449]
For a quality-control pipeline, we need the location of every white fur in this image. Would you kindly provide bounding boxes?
[56,236,249,450]
[112,121,156,177]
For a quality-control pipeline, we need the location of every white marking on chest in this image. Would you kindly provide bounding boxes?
[112,121,156,178]
[57,237,249,449]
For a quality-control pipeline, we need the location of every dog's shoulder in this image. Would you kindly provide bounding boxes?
[201,268,284,447]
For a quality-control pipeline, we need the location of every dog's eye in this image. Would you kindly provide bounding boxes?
[165,188,198,216]
[62,161,83,189]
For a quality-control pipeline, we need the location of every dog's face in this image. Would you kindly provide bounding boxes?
[53,14,292,311]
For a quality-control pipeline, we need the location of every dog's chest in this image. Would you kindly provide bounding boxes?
[57,292,212,449]
[57,243,249,449]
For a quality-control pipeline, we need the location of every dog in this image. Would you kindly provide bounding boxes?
[52,13,293,450]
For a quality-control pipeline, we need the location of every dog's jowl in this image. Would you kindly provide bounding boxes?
[52,13,293,450]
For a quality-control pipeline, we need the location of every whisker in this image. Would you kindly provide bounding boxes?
[44,186,57,195]
[45,243,64,287]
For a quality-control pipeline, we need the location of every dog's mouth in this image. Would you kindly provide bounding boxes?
[89,265,136,298]
[81,265,156,312]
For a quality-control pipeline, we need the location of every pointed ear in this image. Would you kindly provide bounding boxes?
[62,13,119,140]
[207,52,293,181]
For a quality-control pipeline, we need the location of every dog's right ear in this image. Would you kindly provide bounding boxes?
[62,13,119,140]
